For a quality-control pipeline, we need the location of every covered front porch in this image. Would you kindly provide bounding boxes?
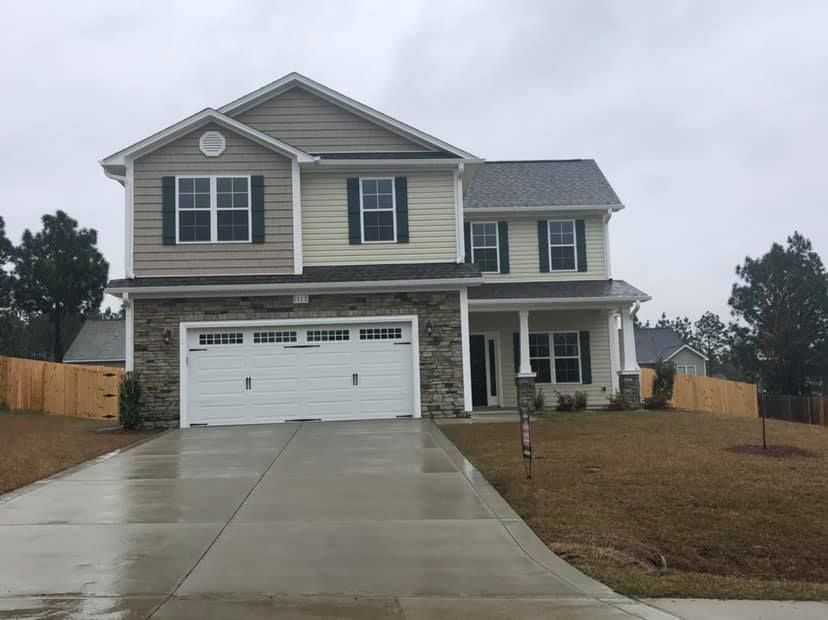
[463,281,650,412]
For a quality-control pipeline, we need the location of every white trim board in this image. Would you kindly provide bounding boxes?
[218,72,478,160]
[178,314,421,428]
[664,343,710,362]
[463,204,624,215]
[107,278,483,297]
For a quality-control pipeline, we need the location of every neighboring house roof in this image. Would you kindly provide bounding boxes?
[218,72,478,159]
[107,262,482,294]
[635,327,709,364]
[64,320,125,364]
[464,160,624,211]
[101,108,315,168]
[467,279,650,302]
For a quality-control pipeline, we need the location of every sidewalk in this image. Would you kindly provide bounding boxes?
[646,599,828,620]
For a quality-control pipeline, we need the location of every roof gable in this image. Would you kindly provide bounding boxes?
[101,109,314,168]
[635,327,709,364]
[219,73,476,158]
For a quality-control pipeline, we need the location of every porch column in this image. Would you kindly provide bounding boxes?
[518,309,533,376]
[607,310,620,393]
[460,288,472,414]
[620,306,639,372]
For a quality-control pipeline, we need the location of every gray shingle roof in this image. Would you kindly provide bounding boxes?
[635,327,694,364]
[467,279,649,301]
[108,262,481,290]
[465,160,622,209]
[64,320,125,363]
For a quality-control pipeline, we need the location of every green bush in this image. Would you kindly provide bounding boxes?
[652,359,677,403]
[533,387,546,413]
[574,391,588,410]
[119,371,143,430]
[555,391,576,411]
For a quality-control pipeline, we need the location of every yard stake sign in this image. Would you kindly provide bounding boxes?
[520,409,533,479]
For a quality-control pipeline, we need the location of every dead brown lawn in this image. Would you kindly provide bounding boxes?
[442,411,828,600]
[0,410,156,496]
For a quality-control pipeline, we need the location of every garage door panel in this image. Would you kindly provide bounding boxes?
[186,321,416,426]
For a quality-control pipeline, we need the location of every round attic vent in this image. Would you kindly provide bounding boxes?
[199,130,226,157]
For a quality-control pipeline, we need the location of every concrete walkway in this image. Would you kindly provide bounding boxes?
[0,419,676,619]
[646,599,828,620]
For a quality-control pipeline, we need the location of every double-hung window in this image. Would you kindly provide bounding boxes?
[470,222,500,273]
[360,178,396,242]
[676,364,697,376]
[176,176,251,243]
[529,331,582,384]
[548,220,577,271]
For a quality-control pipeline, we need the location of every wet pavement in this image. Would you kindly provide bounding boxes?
[0,420,677,619]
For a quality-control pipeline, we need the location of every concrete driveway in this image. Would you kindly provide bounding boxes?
[0,420,675,619]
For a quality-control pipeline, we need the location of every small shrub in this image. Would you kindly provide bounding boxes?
[607,391,633,411]
[642,396,669,410]
[555,391,576,411]
[574,391,588,411]
[652,359,676,402]
[119,371,143,430]
[532,387,545,413]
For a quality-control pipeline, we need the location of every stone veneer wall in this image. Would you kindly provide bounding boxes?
[132,291,463,426]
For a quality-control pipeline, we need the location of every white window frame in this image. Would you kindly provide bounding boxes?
[529,330,582,385]
[547,219,578,272]
[676,364,697,376]
[175,175,252,244]
[359,177,397,244]
[470,221,500,274]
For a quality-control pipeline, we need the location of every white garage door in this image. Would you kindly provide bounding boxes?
[184,321,416,427]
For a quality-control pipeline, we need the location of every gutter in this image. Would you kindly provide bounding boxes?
[463,204,625,215]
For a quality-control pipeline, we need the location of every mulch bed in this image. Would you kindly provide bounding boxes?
[0,410,157,495]
[442,410,828,600]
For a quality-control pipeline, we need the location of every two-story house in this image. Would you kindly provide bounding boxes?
[101,73,649,427]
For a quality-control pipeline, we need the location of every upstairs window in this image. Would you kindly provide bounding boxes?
[548,220,577,271]
[470,222,500,273]
[360,178,396,242]
[176,176,251,243]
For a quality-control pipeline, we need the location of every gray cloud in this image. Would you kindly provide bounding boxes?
[1,0,826,321]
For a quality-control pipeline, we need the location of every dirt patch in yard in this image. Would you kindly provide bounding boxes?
[442,411,828,600]
[0,410,157,496]
[725,444,817,458]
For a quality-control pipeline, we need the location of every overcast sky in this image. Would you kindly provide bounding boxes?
[1,1,826,323]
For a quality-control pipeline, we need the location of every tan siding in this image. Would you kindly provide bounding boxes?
[467,214,608,282]
[469,310,613,408]
[236,87,433,153]
[301,168,457,266]
[132,122,293,276]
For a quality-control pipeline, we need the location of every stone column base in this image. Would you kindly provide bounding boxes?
[618,371,641,409]
[516,375,536,416]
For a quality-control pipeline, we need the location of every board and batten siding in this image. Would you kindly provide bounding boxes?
[132,122,293,276]
[467,214,608,282]
[469,309,613,408]
[235,87,433,153]
[301,168,457,266]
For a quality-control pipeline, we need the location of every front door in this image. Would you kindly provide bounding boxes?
[470,333,500,408]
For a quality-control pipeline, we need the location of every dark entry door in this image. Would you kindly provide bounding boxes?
[470,335,488,407]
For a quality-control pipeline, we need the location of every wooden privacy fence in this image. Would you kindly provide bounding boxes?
[0,355,123,420]
[640,367,758,418]
[759,394,828,427]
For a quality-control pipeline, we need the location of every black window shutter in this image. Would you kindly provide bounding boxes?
[575,219,587,272]
[347,177,361,244]
[513,332,520,373]
[537,221,549,272]
[464,222,471,263]
[251,175,265,244]
[498,221,510,274]
[579,331,592,384]
[161,176,176,245]
[395,177,409,243]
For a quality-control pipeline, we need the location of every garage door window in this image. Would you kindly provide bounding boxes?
[360,327,402,340]
[307,329,350,342]
[199,332,244,345]
[253,331,297,344]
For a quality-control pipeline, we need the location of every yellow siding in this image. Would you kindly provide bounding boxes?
[301,168,457,266]
[132,123,294,276]
[467,214,608,282]
[469,310,613,408]
[236,87,432,153]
